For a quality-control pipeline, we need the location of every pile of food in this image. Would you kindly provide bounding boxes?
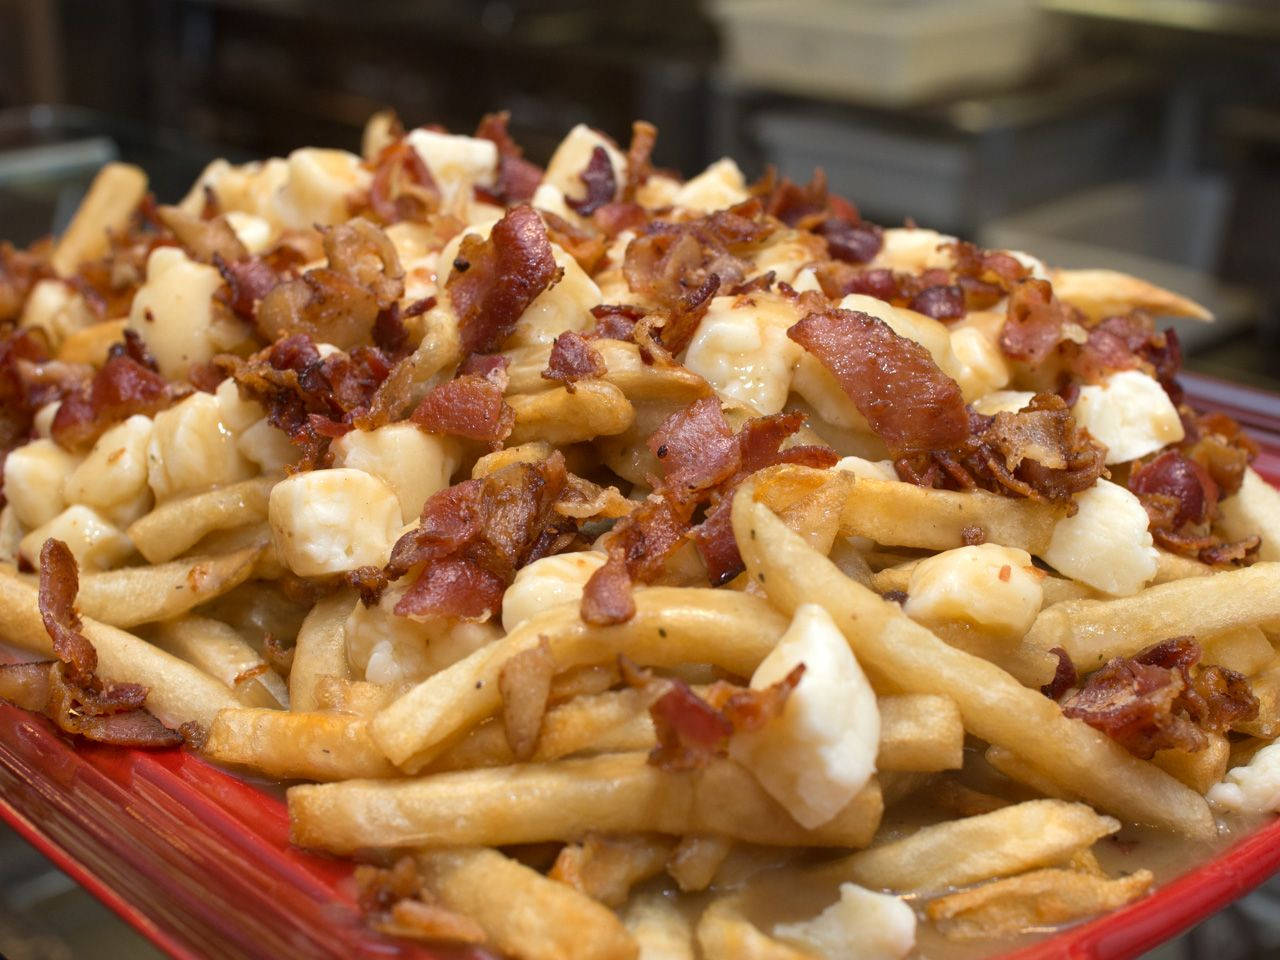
[0,110,1279,960]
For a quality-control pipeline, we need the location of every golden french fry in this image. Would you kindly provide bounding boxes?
[818,799,1118,894]
[127,476,276,564]
[1153,734,1229,795]
[732,480,1216,838]
[371,589,788,772]
[668,835,734,893]
[1051,268,1212,323]
[1201,626,1274,678]
[624,890,695,960]
[152,615,287,708]
[877,695,964,772]
[416,847,638,960]
[926,866,1153,940]
[287,753,882,853]
[1154,549,1215,584]
[197,579,311,651]
[696,895,810,960]
[50,163,148,276]
[508,381,635,445]
[203,708,397,780]
[925,621,1059,689]
[0,568,238,727]
[1235,658,1280,738]
[985,745,1077,801]
[288,590,356,713]
[1025,564,1280,671]
[57,318,129,366]
[550,834,674,907]
[75,547,259,628]
[312,677,394,716]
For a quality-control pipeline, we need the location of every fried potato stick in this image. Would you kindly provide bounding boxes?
[203,708,397,779]
[127,476,276,564]
[288,590,357,713]
[75,547,259,628]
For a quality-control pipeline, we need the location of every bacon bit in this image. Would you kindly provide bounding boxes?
[1062,637,1257,758]
[998,564,1012,582]
[0,242,52,324]
[363,139,441,225]
[1000,279,1072,366]
[39,540,97,682]
[622,120,658,202]
[475,111,543,205]
[567,146,618,217]
[449,205,561,354]
[458,352,510,387]
[386,454,572,621]
[580,554,636,626]
[1181,409,1257,497]
[1129,448,1257,564]
[589,303,646,341]
[154,205,247,265]
[214,254,283,321]
[648,398,741,503]
[410,374,514,444]
[817,218,884,265]
[1042,647,1079,700]
[542,331,606,391]
[541,210,608,275]
[882,589,908,605]
[910,284,965,322]
[961,525,986,546]
[51,347,178,450]
[789,308,969,455]
[499,637,555,760]
[591,201,649,238]
[1064,312,1184,402]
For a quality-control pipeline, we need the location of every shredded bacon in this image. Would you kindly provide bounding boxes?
[475,111,543,205]
[1129,449,1258,564]
[789,308,969,455]
[50,344,180,450]
[1041,647,1078,700]
[566,146,618,217]
[622,121,658,202]
[363,139,440,225]
[648,397,741,503]
[1062,637,1257,759]
[579,554,635,626]
[542,331,606,391]
[1065,311,1183,400]
[999,279,1072,366]
[410,374,514,444]
[589,303,646,341]
[0,242,51,324]
[1181,409,1258,498]
[542,210,608,275]
[214,253,286,321]
[449,205,561,354]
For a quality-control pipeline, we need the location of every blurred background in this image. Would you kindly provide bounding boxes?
[0,0,1278,957]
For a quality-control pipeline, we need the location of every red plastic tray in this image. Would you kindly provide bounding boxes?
[2,371,1279,960]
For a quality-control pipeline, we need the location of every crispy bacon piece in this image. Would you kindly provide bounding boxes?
[458,352,510,387]
[214,253,284,321]
[1000,279,1071,366]
[910,284,965,322]
[449,205,561,354]
[1129,449,1258,564]
[154,205,247,264]
[38,539,97,683]
[589,303,646,341]
[410,374,514,444]
[755,168,882,264]
[591,201,649,238]
[1181,409,1258,497]
[579,554,635,626]
[475,111,543,205]
[648,398,741,503]
[0,242,52,324]
[387,454,572,621]
[542,331,606,391]
[364,139,441,225]
[51,346,178,451]
[541,210,608,275]
[789,308,969,455]
[1064,311,1183,401]
[1041,647,1078,700]
[567,146,618,217]
[622,120,658,202]
[1062,637,1257,759]
[0,329,81,469]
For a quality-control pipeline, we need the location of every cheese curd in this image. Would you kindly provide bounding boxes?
[406,129,499,213]
[872,227,958,273]
[271,148,372,232]
[268,468,401,576]
[506,243,599,347]
[1208,742,1280,814]
[237,419,301,474]
[1219,468,1280,563]
[543,124,625,209]
[1042,479,1158,596]
[501,551,607,632]
[949,325,1010,399]
[178,157,290,223]
[775,883,916,960]
[730,603,879,830]
[127,247,228,379]
[904,544,1043,641]
[683,293,803,415]
[19,504,132,570]
[3,438,82,529]
[223,211,273,255]
[1071,370,1184,465]
[20,279,96,348]
[331,423,459,523]
[63,415,153,516]
[971,390,1036,416]
[147,392,255,502]
[671,158,749,213]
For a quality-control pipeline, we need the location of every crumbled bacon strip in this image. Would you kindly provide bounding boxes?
[566,146,618,217]
[579,554,635,626]
[542,331,606,391]
[475,111,543,205]
[648,397,741,503]
[999,279,1072,366]
[38,540,97,683]
[621,121,658,202]
[214,253,285,321]
[542,210,608,275]
[789,308,970,455]
[448,205,561,354]
[1181,409,1258,498]
[589,303,646,341]
[0,242,51,324]
[1064,311,1183,401]
[364,139,441,225]
[1041,647,1078,700]
[50,345,179,450]
[1129,449,1258,564]
[499,637,555,760]
[411,374,514,444]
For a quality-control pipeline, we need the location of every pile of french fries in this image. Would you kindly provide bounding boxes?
[1,112,1280,960]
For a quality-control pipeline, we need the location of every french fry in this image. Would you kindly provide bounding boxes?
[1202,626,1274,678]
[731,480,1216,837]
[288,591,357,713]
[57,318,129,366]
[202,708,398,780]
[925,866,1154,940]
[312,676,394,716]
[550,834,674,907]
[1154,549,1214,583]
[925,621,1059,689]
[152,615,288,708]
[1050,268,1212,323]
[0,568,239,727]
[371,589,788,772]
[508,381,635,445]
[127,476,276,564]
[876,695,963,772]
[75,547,259,628]
[985,745,1077,801]
[1025,564,1280,671]
[1235,658,1280,738]
[816,799,1118,894]
[624,890,696,960]
[287,753,883,852]
[1153,734,1229,795]
[696,895,810,960]
[50,163,148,276]
[668,835,734,892]
[415,847,638,960]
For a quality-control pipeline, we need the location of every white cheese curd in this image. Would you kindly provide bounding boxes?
[529,182,577,223]
[63,415,153,515]
[832,456,897,481]
[147,392,255,502]
[177,157,290,223]
[237,418,301,474]
[949,325,1011,399]
[543,124,625,208]
[872,227,958,273]
[223,211,273,255]
[670,158,749,213]
[1071,370,1184,464]
[749,233,820,286]
[775,883,916,960]
[790,267,823,294]
[406,129,499,212]
[214,377,263,433]
[971,390,1037,416]
[1008,249,1051,282]
[729,603,879,829]
[1042,479,1158,596]
[904,544,1043,641]
[20,279,96,347]
[32,402,59,439]
[633,173,681,209]
[269,468,401,577]
[683,293,803,415]
[270,148,371,231]
[19,504,132,571]
[1208,742,1280,814]
[501,551,607,633]
[1218,468,1280,562]
[3,438,82,529]
[331,423,458,523]
[127,247,227,379]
